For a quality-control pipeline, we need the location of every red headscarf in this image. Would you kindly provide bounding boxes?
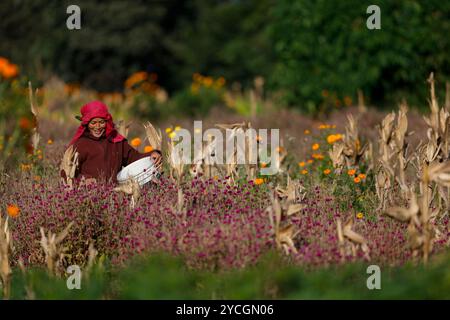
[68,101,125,146]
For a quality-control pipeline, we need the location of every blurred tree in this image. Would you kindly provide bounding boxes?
[271,0,450,113]
[0,0,275,93]
[164,0,276,90]
[0,0,177,91]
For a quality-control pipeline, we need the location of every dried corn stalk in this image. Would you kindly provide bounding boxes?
[116,120,132,139]
[0,215,12,299]
[40,222,74,276]
[167,138,185,185]
[143,121,162,150]
[60,145,79,189]
[113,177,141,209]
[336,217,370,261]
[267,189,304,255]
[384,161,450,264]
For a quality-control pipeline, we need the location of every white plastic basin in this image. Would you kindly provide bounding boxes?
[117,156,158,186]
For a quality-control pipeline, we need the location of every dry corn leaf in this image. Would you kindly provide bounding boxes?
[286,204,306,216]
[143,121,162,150]
[278,224,298,254]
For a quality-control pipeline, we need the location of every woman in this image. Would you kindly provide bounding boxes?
[61,100,162,185]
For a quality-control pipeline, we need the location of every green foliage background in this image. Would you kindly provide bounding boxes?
[271,0,450,112]
[0,0,449,111]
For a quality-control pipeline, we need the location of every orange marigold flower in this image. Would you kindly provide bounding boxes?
[323,169,331,175]
[307,159,314,164]
[47,139,53,145]
[327,134,343,144]
[312,143,319,150]
[347,169,356,176]
[298,161,306,167]
[260,162,267,168]
[20,163,32,171]
[301,169,308,175]
[7,204,20,218]
[354,177,361,183]
[144,145,154,153]
[344,96,353,107]
[203,76,214,87]
[130,138,142,147]
[124,71,148,89]
[19,117,33,130]
[356,212,363,219]
[312,154,324,160]
[304,129,311,135]
[254,178,264,185]
[358,173,366,179]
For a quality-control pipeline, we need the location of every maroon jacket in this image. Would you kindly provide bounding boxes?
[61,130,159,184]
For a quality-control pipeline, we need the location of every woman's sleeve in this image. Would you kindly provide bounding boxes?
[122,141,161,166]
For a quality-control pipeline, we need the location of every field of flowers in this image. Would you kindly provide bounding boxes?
[1,57,450,299]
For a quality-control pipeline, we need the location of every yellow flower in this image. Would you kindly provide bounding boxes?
[298,161,306,167]
[323,169,331,175]
[144,145,154,153]
[354,177,361,183]
[312,143,319,150]
[169,132,176,139]
[301,169,308,175]
[7,204,20,218]
[47,139,53,145]
[165,127,173,133]
[358,173,366,179]
[254,178,264,185]
[356,212,363,219]
[130,138,142,147]
[174,126,181,131]
[304,129,310,135]
[347,169,356,176]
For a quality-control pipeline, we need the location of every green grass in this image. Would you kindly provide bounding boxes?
[3,250,450,299]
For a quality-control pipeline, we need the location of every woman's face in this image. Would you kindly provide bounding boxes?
[88,117,106,138]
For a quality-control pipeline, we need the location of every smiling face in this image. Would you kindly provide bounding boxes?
[88,117,106,138]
